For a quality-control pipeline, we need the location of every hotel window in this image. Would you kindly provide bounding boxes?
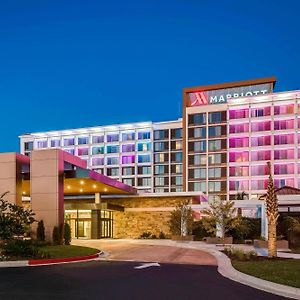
[275,178,294,188]
[208,181,221,192]
[123,178,134,186]
[191,154,206,166]
[251,180,268,190]
[107,145,119,153]
[154,141,168,152]
[251,150,271,161]
[171,164,182,174]
[274,104,294,115]
[191,168,206,179]
[78,136,89,145]
[174,176,182,186]
[230,166,249,176]
[229,137,249,148]
[122,155,135,164]
[138,154,151,163]
[251,136,271,147]
[138,166,151,175]
[107,157,119,165]
[251,107,271,117]
[208,167,222,178]
[64,148,75,155]
[37,140,47,148]
[155,177,168,186]
[171,141,183,150]
[92,157,104,166]
[251,165,268,176]
[190,182,206,192]
[191,127,206,139]
[172,152,182,163]
[50,139,60,147]
[172,187,183,192]
[229,151,249,162]
[24,141,34,151]
[154,153,168,163]
[92,135,104,144]
[274,149,294,160]
[208,140,222,151]
[229,109,249,120]
[171,128,182,139]
[251,121,271,132]
[274,134,294,145]
[188,113,206,125]
[122,144,135,153]
[92,146,104,155]
[137,142,151,151]
[122,132,135,141]
[155,165,168,175]
[274,120,294,130]
[154,130,168,140]
[138,131,151,140]
[107,133,119,142]
[122,167,134,176]
[64,138,75,146]
[107,167,119,176]
[78,148,89,156]
[138,177,151,187]
[274,164,294,175]
[208,112,226,124]
[208,153,222,165]
[189,141,206,153]
[229,123,249,134]
[208,126,224,137]
[229,180,249,191]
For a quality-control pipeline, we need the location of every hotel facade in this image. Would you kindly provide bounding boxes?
[12,76,300,239]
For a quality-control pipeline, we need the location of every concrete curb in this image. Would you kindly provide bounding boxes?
[112,239,300,299]
[0,252,102,268]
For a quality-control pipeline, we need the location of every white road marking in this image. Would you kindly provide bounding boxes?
[134,263,160,269]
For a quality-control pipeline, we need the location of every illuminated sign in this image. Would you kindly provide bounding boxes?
[188,83,273,106]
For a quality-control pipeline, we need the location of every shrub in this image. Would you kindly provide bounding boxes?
[223,247,257,261]
[36,220,45,241]
[140,232,151,239]
[158,231,166,239]
[59,223,64,245]
[52,226,60,245]
[192,220,212,240]
[151,234,157,239]
[64,223,71,245]
[228,217,261,242]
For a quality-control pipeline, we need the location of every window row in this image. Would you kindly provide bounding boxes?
[229,178,294,190]
[154,128,182,140]
[188,112,226,125]
[229,164,295,176]
[188,153,226,165]
[90,154,151,166]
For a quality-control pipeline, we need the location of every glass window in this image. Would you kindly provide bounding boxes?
[208,168,222,178]
[154,153,168,163]
[175,176,182,186]
[274,104,294,115]
[193,168,206,179]
[208,153,222,165]
[251,165,268,176]
[208,126,223,137]
[122,167,134,175]
[138,154,151,163]
[64,148,75,155]
[208,181,221,192]
[229,137,249,148]
[172,152,182,162]
[155,177,168,186]
[154,130,168,140]
[274,178,294,188]
[92,157,104,166]
[122,132,135,141]
[92,135,104,144]
[229,180,249,191]
[190,182,206,192]
[37,140,47,148]
[208,140,222,151]
[251,150,271,161]
[189,141,206,153]
[155,165,168,175]
[122,144,135,152]
[64,138,75,146]
[229,151,249,162]
[251,180,268,190]
[173,164,182,174]
[208,112,225,124]
[78,136,89,145]
[274,120,294,130]
[274,134,294,145]
[229,109,249,120]
[122,155,135,164]
[138,177,151,187]
[138,131,151,140]
[274,149,294,160]
[107,145,119,153]
[138,166,151,175]
[171,141,182,150]
[251,107,271,117]
[171,128,182,139]
[251,121,271,132]
[154,142,168,152]
[123,178,134,186]
[137,142,151,151]
[107,167,119,176]
[24,141,34,151]
[188,113,206,125]
[92,146,104,155]
[229,123,249,134]
[107,157,119,165]
[107,134,119,142]
[50,139,60,147]
[192,154,206,165]
[251,136,270,147]
[274,164,294,175]
[78,148,89,156]
[193,127,206,138]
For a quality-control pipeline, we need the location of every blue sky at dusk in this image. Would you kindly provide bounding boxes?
[0,0,299,152]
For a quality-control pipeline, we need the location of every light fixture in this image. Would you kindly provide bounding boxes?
[67,185,71,190]
[22,191,26,195]
[80,180,84,185]
[93,184,97,189]
[104,188,108,192]
[80,189,83,193]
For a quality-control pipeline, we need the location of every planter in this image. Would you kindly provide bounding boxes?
[204,236,233,244]
[171,235,194,241]
[254,239,289,249]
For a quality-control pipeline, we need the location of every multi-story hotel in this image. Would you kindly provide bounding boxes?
[20,77,300,203]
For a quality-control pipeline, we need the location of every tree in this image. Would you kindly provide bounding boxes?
[201,199,240,239]
[36,220,45,241]
[64,223,71,245]
[169,201,193,236]
[236,191,248,200]
[266,161,279,258]
[52,226,60,245]
[0,192,35,240]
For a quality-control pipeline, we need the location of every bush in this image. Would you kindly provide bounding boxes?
[52,226,60,245]
[64,223,71,245]
[192,220,213,241]
[140,232,151,239]
[151,234,157,239]
[36,220,45,241]
[158,231,166,239]
[3,240,50,259]
[228,217,261,242]
[223,247,257,261]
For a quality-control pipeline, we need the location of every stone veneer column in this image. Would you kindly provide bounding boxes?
[0,153,22,205]
[30,149,64,240]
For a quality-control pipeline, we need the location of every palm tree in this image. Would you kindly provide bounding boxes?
[266,161,279,258]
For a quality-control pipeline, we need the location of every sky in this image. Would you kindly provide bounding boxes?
[0,0,300,152]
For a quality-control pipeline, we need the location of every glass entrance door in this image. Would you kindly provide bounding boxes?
[77,220,91,238]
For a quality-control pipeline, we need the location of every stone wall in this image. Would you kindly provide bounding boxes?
[105,196,192,239]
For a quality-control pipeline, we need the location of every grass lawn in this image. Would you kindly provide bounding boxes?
[40,245,99,259]
[232,259,300,288]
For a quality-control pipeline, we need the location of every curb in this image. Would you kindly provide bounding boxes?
[0,252,102,268]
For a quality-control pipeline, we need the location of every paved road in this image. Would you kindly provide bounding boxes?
[0,260,287,300]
